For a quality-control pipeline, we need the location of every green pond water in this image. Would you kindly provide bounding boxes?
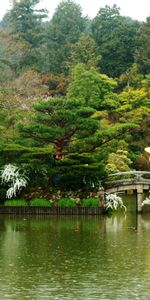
[0,195,150,299]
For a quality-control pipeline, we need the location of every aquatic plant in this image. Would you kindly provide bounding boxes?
[1,164,28,199]
[104,193,126,212]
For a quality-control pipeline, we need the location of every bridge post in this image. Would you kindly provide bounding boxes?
[136,188,143,213]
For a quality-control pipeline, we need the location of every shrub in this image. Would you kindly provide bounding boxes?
[82,198,100,207]
[104,193,126,212]
[4,199,28,206]
[57,198,76,207]
[142,197,150,207]
[30,198,52,207]
[1,164,28,199]
[141,197,150,213]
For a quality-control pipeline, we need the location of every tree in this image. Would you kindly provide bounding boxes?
[0,28,15,83]
[12,69,49,103]
[92,5,140,77]
[17,97,107,190]
[142,74,150,89]
[41,73,68,97]
[17,96,135,190]
[2,0,47,74]
[117,88,150,124]
[105,141,132,174]
[116,88,150,167]
[41,0,86,74]
[18,97,99,160]
[67,63,118,109]
[135,17,150,74]
[106,150,132,173]
[67,33,101,70]
[118,64,143,90]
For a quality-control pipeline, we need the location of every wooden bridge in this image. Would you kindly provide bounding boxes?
[105,171,150,213]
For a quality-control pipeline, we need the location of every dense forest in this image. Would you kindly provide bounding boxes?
[0,0,150,200]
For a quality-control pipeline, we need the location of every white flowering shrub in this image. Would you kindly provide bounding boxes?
[141,197,150,207]
[104,193,126,212]
[1,164,28,199]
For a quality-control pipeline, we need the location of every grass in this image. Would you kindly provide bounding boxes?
[4,199,28,206]
[4,197,100,208]
[30,198,52,207]
[4,198,52,207]
[82,198,100,207]
[57,198,76,207]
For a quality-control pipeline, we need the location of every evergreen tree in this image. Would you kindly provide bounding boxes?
[41,0,86,74]
[67,63,118,110]
[2,0,47,74]
[67,33,101,70]
[135,17,150,74]
[17,97,106,189]
[92,5,140,77]
[18,97,99,160]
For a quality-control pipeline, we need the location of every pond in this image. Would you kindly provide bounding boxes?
[0,195,150,299]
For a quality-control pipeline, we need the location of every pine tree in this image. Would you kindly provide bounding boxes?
[3,0,47,74]
[18,97,99,160]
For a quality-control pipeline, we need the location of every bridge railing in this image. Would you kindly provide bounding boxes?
[105,171,150,187]
[108,171,150,180]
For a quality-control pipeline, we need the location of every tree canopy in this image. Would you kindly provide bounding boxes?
[0,1,150,196]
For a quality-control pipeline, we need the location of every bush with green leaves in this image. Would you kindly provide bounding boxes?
[82,198,100,207]
[57,198,76,207]
[30,198,52,207]
[4,199,28,206]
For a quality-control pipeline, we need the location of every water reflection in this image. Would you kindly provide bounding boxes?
[0,214,150,299]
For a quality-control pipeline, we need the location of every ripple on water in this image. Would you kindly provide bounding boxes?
[0,214,150,299]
